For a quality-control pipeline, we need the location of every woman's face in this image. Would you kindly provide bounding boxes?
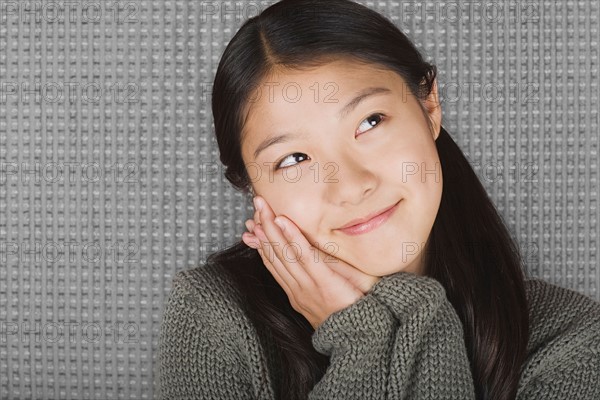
[240,60,443,277]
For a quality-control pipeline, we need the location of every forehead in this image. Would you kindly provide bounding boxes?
[240,60,405,135]
[248,60,401,106]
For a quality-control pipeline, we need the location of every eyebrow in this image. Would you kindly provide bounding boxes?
[252,86,392,160]
[337,86,392,119]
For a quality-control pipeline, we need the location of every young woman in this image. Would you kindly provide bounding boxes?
[157,1,600,399]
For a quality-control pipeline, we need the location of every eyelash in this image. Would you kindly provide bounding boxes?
[274,112,387,170]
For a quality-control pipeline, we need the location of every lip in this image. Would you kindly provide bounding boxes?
[336,200,401,236]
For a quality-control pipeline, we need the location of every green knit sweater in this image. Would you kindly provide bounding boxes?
[157,261,600,399]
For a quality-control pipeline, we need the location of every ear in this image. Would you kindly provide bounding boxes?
[422,78,442,141]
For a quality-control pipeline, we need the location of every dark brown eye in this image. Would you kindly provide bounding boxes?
[356,113,385,136]
[275,152,310,170]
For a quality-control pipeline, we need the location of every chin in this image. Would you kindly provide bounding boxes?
[352,260,413,277]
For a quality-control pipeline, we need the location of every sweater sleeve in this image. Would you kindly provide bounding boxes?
[309,271,476,399]
[157,272,255,400]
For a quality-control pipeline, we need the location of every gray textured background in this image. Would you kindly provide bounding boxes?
[0,0,598,398]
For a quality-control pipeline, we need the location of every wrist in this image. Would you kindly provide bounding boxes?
[311,293,396,355]
[369,271,446,320]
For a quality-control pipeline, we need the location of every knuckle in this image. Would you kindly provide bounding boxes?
[290,300,301,313]
[295,302,308,315]
[296,248,310,265]
[295,290,312,311]
[289,297,302,312]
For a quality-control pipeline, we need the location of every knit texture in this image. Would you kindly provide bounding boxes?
[157,262,600,399]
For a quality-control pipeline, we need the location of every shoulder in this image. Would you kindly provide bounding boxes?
[158,263,265,399]
[524,277,600,341]
[161,262,249,342]
[518,277,600,395]
[168,261,241,301]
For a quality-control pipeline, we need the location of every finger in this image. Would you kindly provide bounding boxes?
[244,219,296,300]
[309,239,376,292]
[326,261,377,293]
[255,197,314,288]
[256,242,297,306]
[301,234,365,287]
[241,231,260,249]
[254,223,305,291]
[326,259,362,281]
[268,214,337,285]
[313,239,381,293]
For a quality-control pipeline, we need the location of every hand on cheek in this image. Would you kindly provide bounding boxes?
[240,195,382,329]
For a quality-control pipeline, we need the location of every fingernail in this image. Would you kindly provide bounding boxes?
[253,196,263,211]
[274,217,285,232]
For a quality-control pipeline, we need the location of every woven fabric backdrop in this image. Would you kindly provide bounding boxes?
[0,0,598,398]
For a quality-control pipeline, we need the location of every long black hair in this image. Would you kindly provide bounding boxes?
[208,1,530,399]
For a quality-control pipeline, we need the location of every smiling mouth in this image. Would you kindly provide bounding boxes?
[336,200,402,236]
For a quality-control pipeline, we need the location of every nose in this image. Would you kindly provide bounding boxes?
[326,155,378,207]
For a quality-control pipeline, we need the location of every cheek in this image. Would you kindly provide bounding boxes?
[386,136,440,186]
[265,194,319,234]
